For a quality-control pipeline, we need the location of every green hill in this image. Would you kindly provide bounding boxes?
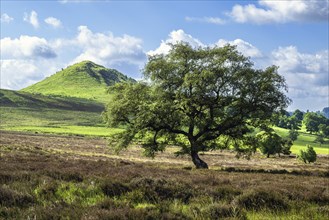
[0,89,108,133]
[0,89,103,112]
[21,60,135,103]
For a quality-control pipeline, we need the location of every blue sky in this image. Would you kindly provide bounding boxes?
[1,0,328,111]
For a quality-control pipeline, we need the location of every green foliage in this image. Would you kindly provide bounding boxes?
[298,145,317,163]
[288,129,299,142]
[21,60,135,103]
[256,131,292,157]
[319,124,329,138]
[293,109,304,121]
[104,42,290,168]
[314,135,325,144]
[303,112,329,134]
[273,111,302,130]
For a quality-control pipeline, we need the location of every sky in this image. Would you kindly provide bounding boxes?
[1,0,328,111]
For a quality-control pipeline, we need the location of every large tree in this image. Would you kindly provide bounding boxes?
[103,43,290,169]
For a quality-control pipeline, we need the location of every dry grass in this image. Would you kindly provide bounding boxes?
[0,130,328,219]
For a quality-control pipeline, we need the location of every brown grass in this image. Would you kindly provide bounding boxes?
[0,130,328,219]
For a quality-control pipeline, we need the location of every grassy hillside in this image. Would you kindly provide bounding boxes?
[0,89,103,112]
[21,60,135,103]
[0,89,122,136]
[273,127,328,155]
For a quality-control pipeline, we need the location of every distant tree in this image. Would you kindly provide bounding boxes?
[293,109,304,121]
[273,113,301,130]
[256,131,292,157]
[288,129,299,142]
[303,112,329,134]
[314,135,325,145]
[319,124,329,138]
[298,145,317,163]
[103,43,290,169]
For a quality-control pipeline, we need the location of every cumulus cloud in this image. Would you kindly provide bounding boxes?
[271,46,328,109]
[0,59,61,90]
[24,10,39,28]
[45,17,62,28]
[148,29,204,56]
[229,0,329,24]
[70,26,146,67]
[185,16,226,25]
[1,13,14,23]
[1,36,57,59]
[0,35,59,89]
[148,30,262,59]
[216,39,262,58]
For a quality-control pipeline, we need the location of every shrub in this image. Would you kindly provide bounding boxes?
[0,186,34,207]
[212,186,241,202]
[234,189,289,211]
[205,203,246,220]
[298,145,317,163]
[129,177,193,203]
[100,180,131,197]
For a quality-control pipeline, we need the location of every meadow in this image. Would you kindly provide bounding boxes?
[0,131,328,219]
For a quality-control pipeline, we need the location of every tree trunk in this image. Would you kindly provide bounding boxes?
[191,151,208,169]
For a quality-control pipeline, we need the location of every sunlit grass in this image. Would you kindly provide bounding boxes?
[4,125,123,137]
[273,127,329,155]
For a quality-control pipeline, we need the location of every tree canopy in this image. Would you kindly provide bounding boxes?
[103,43,290,168]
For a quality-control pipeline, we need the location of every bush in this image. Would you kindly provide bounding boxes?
[298,145,317,163]
[101,180,131,197]
[235,189,289,211]
[0,186,34,207]
[129,177,193,203]
[205,203,246,220]
[212,186,241,202]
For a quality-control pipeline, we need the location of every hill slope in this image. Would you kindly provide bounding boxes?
[21,61,135,103]
[0,89,103,112]
[0,89,108,132]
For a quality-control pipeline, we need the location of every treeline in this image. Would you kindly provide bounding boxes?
[273,109,329,139]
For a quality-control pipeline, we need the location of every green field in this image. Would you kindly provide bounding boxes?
[1,88,328,155]
[273,127,329,155]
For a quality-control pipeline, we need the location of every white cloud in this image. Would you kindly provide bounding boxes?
[216,39,262,58]
[148,29,204,56]
[229,0,329,24]
[185,16,226,25]
[45,17,62,28]
[149,30,262,59]
[71,26,146,67]
[0,59,61,90]
[271,46,328,109]
[1,36,57,59]
[1,13,14,23]
[0,35,59,89]
[24,10,39,28]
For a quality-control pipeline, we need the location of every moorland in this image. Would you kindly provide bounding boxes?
[0,60,328,219]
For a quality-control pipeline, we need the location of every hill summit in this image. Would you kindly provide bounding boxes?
[22,61,135,102]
